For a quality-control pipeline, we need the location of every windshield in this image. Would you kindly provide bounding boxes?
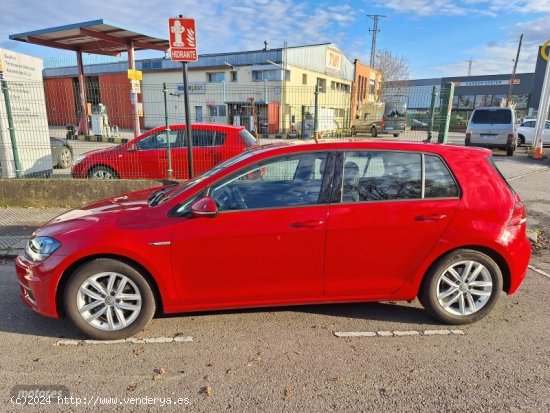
[471,109,512,124]
[384,104,407,118]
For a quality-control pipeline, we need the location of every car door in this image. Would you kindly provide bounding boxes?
[134,129,180,179]
[324,151,461,297]
[170,125,222,178]
[170,151,333,307]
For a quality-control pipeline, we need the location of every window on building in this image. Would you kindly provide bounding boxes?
[252,70,280,81]
[302,73,307,85]
[208,105,227,117]
[285,70,291,81]
[317,78,326,93]
[230,71,238,82]
[369,79,375,95]
[207,72,225,83]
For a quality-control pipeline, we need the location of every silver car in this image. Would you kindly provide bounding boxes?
[465,107,517,156]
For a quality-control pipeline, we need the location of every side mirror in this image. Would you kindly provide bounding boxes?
[190,196,218,218]
[127,144,137,152]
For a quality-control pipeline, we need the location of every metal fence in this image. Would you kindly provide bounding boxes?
[0,79,456,180]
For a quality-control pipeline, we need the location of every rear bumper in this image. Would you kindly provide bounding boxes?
[507,235,532,295]
[466,140,514,150]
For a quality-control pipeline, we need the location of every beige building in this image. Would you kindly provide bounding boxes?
[140,43,355,136]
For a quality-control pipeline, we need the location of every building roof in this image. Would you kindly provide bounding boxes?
[9,19,169,56]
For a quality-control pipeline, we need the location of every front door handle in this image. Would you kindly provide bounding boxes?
[415,214,447,221]
[290,220,325,228]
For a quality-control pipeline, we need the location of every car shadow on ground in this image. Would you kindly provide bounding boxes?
[159,301,442,327]
[2,266,439,340]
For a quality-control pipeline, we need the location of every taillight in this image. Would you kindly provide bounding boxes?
[508,201,527,227]
[507,134,514,144]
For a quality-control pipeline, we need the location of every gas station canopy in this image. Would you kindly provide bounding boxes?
[9,19,169,56]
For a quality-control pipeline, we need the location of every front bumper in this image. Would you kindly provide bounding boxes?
[15,253,65,319]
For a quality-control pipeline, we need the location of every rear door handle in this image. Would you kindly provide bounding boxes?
[290,220,325,228]
[415,214,447,221]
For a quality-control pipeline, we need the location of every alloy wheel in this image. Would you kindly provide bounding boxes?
[76,272,142,331]
[436,260,493,316]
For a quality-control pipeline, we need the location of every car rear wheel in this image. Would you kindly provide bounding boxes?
[89,165,119,179]
[370,126,378,137]
[64,259,156,340]
[419,249,502,325]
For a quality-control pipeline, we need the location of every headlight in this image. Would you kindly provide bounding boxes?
[73,154,85,165]
[25,237,61,262]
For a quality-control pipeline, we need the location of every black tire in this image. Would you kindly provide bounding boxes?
[88,165,119,179]
[506,147,514,156]
[418,249,502,325]
[518,135,525,146]
[393,133,400,138]
[370,126,378,137]
[57,147,73,169]
[64,258,156,340]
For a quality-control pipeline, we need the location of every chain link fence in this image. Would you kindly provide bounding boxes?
[0,79,455,180]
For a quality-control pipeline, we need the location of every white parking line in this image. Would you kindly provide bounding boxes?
[333,329,464,338]
[55,336,193,346]
[528,265,550,279]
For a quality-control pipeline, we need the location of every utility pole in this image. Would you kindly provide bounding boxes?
[368,14,386,68]
[507,34,523,106]
[466,58,475,76]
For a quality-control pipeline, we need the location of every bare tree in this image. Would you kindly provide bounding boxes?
[375,49,410,101]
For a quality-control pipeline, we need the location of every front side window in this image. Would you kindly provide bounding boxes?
[210,152,329,211]
[136,130,180,150]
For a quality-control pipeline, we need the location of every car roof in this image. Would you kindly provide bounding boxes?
[250,140,492,158]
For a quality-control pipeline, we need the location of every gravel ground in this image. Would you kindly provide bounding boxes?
[0,151,549,413]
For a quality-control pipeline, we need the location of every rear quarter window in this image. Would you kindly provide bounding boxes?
[424,155,459,198]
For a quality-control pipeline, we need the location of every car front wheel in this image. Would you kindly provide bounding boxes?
[57,147,73,169]
[64,259,156,340]
[419,249,502,324]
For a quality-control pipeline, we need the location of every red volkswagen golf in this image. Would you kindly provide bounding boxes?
[16,141,531,340]
[71,123,256,179]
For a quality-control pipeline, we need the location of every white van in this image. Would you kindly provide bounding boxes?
[465,107,517,156]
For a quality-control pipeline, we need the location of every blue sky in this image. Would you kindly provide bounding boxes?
[1,0,548,79]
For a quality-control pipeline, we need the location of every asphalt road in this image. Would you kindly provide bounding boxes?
[1,151,550,413]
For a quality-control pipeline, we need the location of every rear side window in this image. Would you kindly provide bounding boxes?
[189,129,227,146]
[424,155,459,198]
[471,109,512,124]
[239,129,257,146]
[342,151,422,202]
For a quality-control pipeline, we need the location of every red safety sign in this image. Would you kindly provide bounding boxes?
[168,18,198,62]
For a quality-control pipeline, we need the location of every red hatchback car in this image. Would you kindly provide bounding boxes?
[71,123,256,179]
[17,142,531,339]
